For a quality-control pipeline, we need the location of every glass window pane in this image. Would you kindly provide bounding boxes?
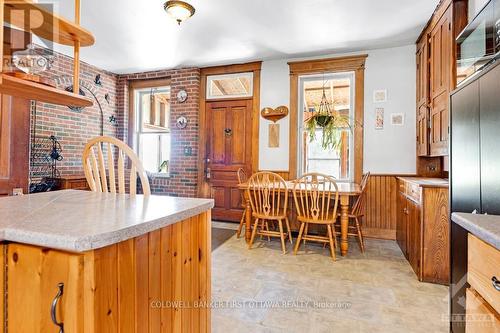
[207,72,253,99]
[138,87,170,133]
[307,159,340,178]
[159,134,171,174]
[299,73,353,181]
[139,134,159,173]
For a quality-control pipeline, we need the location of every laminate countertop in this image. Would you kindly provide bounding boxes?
[452,213,500,250]
[397,177,449,188]
[0,190,214,252]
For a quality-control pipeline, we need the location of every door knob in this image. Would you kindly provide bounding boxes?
[224,128,232,137]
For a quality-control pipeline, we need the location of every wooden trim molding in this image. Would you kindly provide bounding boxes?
[288,55,367,182]
[197,61,262,197]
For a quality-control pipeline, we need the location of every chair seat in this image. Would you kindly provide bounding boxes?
[252,213,287,220]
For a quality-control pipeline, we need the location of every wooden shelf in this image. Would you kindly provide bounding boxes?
[0,74,93,107]
[4,0,95,47]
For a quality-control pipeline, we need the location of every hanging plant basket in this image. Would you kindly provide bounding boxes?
[305,112,351,151]
[315,114,332,128]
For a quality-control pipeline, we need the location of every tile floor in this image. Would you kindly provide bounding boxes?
[211,225,449,333]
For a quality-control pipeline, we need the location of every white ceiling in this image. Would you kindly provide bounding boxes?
[39,0,440,74]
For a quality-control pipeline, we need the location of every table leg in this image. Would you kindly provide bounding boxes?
[340,195,349,256]
[245,199,252,243]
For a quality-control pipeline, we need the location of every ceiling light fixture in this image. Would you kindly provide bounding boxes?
[164,0,195,25]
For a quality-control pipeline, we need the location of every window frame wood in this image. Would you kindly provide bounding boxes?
[288,55,367,183]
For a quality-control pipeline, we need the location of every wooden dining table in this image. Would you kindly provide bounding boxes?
[238,180,361,256]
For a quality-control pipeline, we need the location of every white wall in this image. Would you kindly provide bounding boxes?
[258,44,417,175]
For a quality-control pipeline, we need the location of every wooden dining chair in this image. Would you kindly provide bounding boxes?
[236,167,248,238]
[336,172,370,252]
[82,136,151,195]
[292,173,339,260]
[247,171,292,254]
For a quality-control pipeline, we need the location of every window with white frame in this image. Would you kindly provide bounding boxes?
[298,72,355,181]
[134,86,171,175]
[206,72,253,99]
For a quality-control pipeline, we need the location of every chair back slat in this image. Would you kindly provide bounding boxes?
[118,150,125,194]
[83,136,151,195]
[130,165,137,195]
[107,142,116,193]
[97,143,108,191]
[89,148,102,192]
[351,172,370,216]
[246,171,288,218]
[292,173,339,223]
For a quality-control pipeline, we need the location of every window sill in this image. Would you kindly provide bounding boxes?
[147,172,171,179]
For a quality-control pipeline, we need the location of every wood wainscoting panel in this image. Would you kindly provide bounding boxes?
[364,174,410,240]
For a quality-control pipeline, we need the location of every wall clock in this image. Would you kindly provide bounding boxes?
[177,89,188,103]
[176,116,188,129]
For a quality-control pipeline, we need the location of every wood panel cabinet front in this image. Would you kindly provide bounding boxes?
[465,288,500,333]
[416,36,430,156]
[4,211,211,332]
[407,198,422,279]
[429,6,452,156]
[396,179,449,284]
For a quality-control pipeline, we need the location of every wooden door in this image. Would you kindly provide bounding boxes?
[416,36,430,156]
[429,6,452,156]
[396,189,408,259]
[205,99,252,221]
[407,199,422,279]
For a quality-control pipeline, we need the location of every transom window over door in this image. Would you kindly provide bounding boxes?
[133,86,171,175]
[298,72,355,181]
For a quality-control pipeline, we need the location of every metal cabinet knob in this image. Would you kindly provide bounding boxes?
[492,276,500,292]
[51,283,65,333]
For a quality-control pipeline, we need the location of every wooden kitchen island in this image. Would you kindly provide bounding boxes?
[0,190,214,333]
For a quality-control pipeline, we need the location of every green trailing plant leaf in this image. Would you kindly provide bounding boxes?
[304,112,351,151]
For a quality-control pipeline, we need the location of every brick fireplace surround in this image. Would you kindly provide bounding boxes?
[33,49,201,197]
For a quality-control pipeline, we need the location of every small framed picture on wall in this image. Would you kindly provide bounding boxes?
[373,89,387,103]
[391,113,404,126]
[375,108,384,130]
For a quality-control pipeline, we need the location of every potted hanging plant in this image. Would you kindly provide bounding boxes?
[305,110,350,151]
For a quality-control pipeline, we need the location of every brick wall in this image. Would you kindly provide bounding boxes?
[31,48,201,197]
[116,68,201,197]
[33,50,118,176]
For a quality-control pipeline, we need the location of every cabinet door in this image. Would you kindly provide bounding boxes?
[407,199,422,279]
[416,36,430,156]
[417,104,429,156]
[429,7,452,156]
[396,189,408,258]
[7,244,84,333]
[479,64,500,215]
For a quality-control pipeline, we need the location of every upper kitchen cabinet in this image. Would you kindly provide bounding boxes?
[415,0,468,157]
[416,36,430,156]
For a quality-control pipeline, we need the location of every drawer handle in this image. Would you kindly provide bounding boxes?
[493,277,500,292]
[51,283,64,333]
